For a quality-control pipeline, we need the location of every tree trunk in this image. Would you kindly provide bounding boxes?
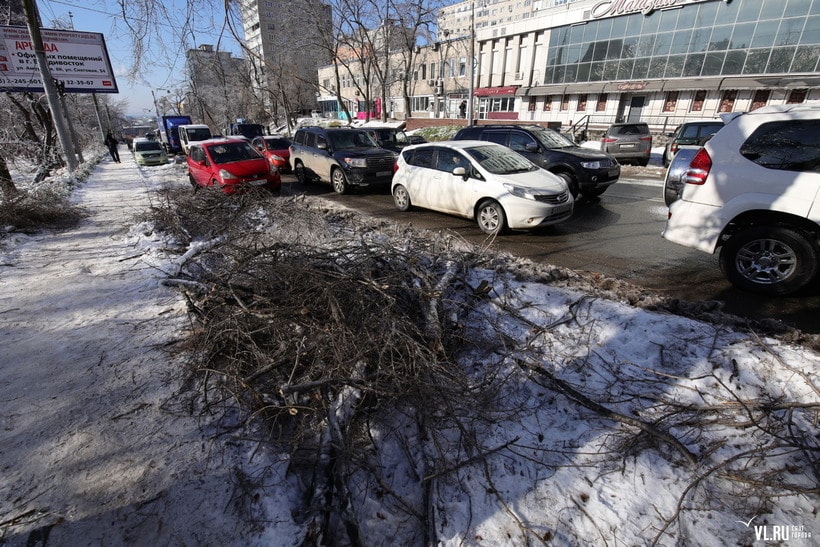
[0,152,17,200]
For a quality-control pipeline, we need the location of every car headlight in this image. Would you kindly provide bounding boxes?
[503,183,537,200]
[343,157,368,168]
[218,169,239,181]
[581,160,604,169]
[269,154,284,162]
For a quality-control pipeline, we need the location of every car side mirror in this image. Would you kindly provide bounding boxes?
[525,143,539,152]
[453,166,468,179]
[317,142,328,150]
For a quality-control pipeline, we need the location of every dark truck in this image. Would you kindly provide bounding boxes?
[227,122,265,140]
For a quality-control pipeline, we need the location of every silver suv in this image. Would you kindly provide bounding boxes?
[663,104,820,295]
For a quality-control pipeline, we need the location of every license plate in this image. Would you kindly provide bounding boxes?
[376,171,392,177]
[249,179,267,186]
[620,143,636,149]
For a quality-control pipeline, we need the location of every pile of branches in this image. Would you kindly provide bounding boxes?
[149,188,506,543]
[146,187,819,545]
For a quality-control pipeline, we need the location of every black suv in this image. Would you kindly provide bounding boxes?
[289,127,396,194]
[453,125,619,198]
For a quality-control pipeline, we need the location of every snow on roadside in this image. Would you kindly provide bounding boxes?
[1,153,817,546]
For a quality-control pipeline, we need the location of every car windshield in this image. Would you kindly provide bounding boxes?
[206,142,262,164]
[527,127,576,149]
[465,145,537,175]
[186,128,212,141]
[134,141,163,152]
[329,131,378,150]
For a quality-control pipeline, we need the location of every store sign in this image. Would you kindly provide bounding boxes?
[474,86,518,97]
[617,81,648,90]
[590,0,710,19]
[0,26,118,93]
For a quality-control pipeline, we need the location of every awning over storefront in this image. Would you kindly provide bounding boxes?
[474,86,519,97]
[515,75,820,97]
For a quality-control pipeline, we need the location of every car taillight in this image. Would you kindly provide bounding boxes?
[670,143,679,153]
[683,148,712,185]
[639,136,652,141]
[393,162,399,173]
[602,138,617,143]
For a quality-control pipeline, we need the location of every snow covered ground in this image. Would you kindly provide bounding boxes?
[0,149,817,546]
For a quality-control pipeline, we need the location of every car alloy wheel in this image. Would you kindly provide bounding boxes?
[720,226,818,295]
[476,199,506,235]
[331,168,349,194]
[295,162,307,184]
[393,184,411,211]
[556,172,578,198]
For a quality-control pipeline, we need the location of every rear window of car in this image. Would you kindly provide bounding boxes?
[740,120,820,172]
[265,138,291,149]
[610,124,649,135]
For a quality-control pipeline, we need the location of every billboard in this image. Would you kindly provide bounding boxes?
[0,26,118,94]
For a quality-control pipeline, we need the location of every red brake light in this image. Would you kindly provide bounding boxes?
[602,138,617,143]
[393,161,399,174]
[683,148,712,185]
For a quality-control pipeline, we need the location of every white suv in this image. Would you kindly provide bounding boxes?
[663,104,820,295]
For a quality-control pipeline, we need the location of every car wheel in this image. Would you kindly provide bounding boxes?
[476,199,506,235]
[719,226,819,295]
[331,168,349,194]
[294,161,307,184]
[555,172,579,198]
[662,150,671,168]
[393,184,411,211]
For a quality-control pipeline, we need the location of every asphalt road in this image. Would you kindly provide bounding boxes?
[283,168,820,334]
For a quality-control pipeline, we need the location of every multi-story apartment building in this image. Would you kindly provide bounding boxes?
[238,0,332,124]
[319,0,820,132]
[184,45,256,131]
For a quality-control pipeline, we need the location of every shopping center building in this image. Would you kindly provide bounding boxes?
[318,0,819,132]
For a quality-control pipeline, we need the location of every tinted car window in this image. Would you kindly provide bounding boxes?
[135,141,163,152]
[265,138,291,149]
[483,131,509,146]
[404,148,435,168]
[304,131,316,148]
[610,124,648,135]
[509,131,537,152]
[435,148,470,173]
[190,146,205,162]
[740,120,820,172]
[206,142,261,164]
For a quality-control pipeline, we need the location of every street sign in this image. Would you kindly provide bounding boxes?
[0,26,118,93]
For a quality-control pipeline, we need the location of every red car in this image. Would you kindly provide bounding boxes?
[187,138,281,194]
[252,135,292,173]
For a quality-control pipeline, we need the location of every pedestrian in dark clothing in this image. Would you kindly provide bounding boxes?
[459,100,467,118]
[105,131,120,163]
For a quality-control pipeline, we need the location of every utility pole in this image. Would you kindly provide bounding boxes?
[21,0,79,172]
[467,1,476,124]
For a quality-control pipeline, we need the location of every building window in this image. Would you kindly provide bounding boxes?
[719,90,737,113]
[787,89,807,104]
[663,91,678,112]
[560,94,569,111]
[596,93,607,112]
[528,96,537,111]
[459,58,467,77]
[691,90,706,112]
[751,89,770,111]
[543,95,552,111]
[576,93,587,111]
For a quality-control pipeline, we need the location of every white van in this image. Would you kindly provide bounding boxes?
[178,124,212,155]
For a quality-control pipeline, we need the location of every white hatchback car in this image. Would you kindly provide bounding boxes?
[663,104,820,295]
[392,140,574,234]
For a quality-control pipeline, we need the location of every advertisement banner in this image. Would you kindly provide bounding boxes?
[0,26,118,93]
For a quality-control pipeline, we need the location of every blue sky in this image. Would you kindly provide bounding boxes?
[37,0,243,115]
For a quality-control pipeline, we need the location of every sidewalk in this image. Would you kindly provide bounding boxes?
[0,154,262,545]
